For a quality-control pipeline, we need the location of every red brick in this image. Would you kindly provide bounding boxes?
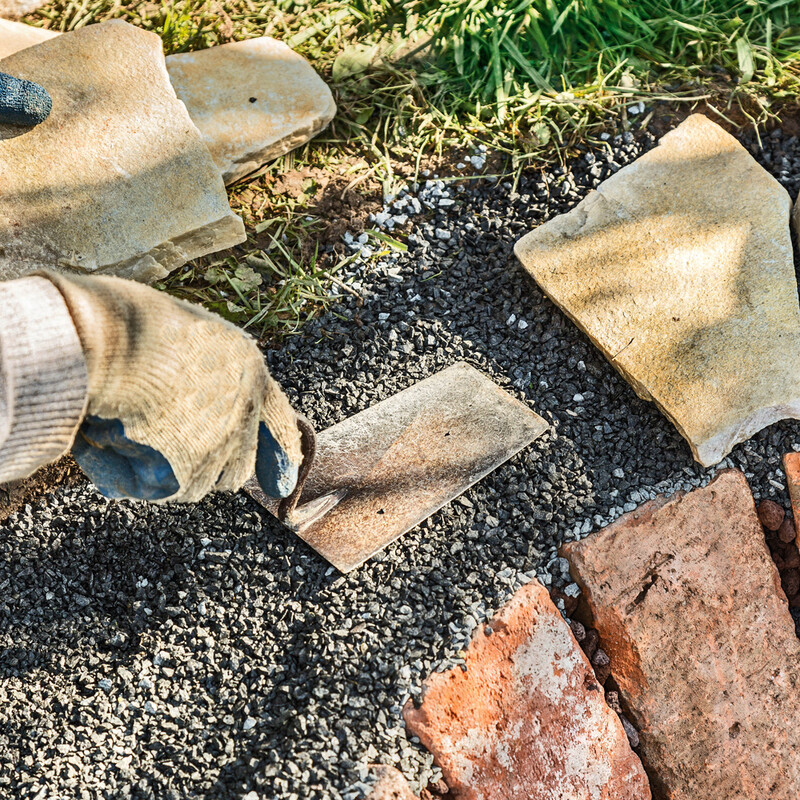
[403,580,650,800]
[563,469,800,800]
[366,766,419,800]
[784,452,800,544]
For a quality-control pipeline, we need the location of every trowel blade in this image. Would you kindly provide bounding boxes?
[243,361,548,572]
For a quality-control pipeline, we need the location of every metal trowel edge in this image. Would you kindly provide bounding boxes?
[243,362,548,572]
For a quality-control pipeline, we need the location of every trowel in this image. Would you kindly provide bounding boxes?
[243,362,548,572]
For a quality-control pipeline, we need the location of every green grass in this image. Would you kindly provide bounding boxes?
[24,0,800,338]
[409,0,800,97]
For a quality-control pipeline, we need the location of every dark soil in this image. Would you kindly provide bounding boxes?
[0,456,83,523]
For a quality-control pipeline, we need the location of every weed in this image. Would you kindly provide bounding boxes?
[24,0,800,338]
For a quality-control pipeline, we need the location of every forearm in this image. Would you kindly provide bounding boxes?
[0,276,88,483]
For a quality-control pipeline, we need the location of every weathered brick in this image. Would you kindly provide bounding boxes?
[784,452,800,537]
[563,469,800,799]
[403,580,650,800]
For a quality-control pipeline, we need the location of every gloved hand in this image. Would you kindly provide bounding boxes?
[43,271,303,503]
[0,71,52,126]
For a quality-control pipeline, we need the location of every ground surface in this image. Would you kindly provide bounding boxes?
[1,123,800,800]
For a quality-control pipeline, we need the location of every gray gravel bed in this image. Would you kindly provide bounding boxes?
[1,120,800,800]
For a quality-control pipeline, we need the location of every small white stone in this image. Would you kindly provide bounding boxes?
[243,716,257,731]
[507,314,517,326]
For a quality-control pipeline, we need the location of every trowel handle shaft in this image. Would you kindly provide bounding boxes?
[278,415,316,524]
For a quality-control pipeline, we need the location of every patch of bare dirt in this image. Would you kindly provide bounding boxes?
[0,456,84,523]
[309,174,384,254]
[648,93,800,140]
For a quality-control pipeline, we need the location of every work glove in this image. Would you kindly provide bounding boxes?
[0,71,52,126]
[44,271,304,503]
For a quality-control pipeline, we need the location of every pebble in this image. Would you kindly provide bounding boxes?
[779,516,796,543]
[758,499,785,531]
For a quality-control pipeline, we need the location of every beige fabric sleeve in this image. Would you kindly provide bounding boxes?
[0,276,88,483]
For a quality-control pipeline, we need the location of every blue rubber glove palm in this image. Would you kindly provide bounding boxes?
[0,71,51,126]
[44,271,304,503]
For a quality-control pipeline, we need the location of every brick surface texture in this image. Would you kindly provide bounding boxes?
[564,469,800,799]
[784,452,800,533]
[403,580,650,800]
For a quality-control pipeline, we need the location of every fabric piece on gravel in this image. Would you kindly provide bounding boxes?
[245,362,548,572]
[166,37,336,185]
[0,20,245,283]
[515,113,800,468]
[563,469,800,799]
[1,124,800,800]
[404,578,650,799]
[0,17,56,58]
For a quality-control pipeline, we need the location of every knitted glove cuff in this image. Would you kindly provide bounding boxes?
[0,276,88,482]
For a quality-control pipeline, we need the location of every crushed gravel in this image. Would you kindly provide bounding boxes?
[2,117,800,800]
